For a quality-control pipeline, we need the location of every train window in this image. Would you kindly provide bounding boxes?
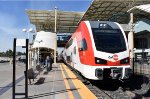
[92,28,126,53]
[74,47,76,54]
[66,39,73,49]
[80,38,87,51]
[67,56,70,62]
[66,43,69,49]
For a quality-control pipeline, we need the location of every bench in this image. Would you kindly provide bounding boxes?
[24,65,44,84]
[24,68,38,84]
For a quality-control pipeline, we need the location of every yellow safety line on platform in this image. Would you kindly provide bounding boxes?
[60,64,74,99]
[61,63,97,99]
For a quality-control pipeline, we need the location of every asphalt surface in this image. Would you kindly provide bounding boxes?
[0,62,25,98]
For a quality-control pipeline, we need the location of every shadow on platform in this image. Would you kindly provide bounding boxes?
[64,77,78,80]
[43,71,48,75]
[28,88,79,99]
[43,79,64,84]
[34,77,45,85]
[0,84,25,88]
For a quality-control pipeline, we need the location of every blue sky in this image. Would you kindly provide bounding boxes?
[0,0,92,52]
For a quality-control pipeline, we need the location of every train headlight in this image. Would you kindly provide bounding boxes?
[95,57,107,64]
[96,59,100,63]
[120,57,129,64]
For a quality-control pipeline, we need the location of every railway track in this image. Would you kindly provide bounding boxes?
[74,74,114,99]
[87,83,114,99]
[83,79,133,99]
[66,64,149,99]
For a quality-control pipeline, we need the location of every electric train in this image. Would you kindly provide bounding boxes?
[61,21,132,80]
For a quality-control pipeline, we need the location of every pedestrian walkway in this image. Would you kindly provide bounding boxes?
[1,63,97,99]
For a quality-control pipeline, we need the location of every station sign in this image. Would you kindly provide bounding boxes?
[16,39,26,47]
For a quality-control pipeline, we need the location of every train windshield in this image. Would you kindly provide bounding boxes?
[92,28,126,53]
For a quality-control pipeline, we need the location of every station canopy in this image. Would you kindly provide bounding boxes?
[26,10,84,33]
[26,0,150,34]
[128,4,150,18]
[81,0,150,24]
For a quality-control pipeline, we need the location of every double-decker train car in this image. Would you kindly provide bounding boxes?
[62,21,132,80]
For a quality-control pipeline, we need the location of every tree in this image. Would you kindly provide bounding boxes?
[0,52,5,57]
[6,49,13,57]
[17,52,26,55]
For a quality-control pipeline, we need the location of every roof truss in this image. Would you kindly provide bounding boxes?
[26,10,84,33]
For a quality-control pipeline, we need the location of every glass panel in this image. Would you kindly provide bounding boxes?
[80,38,87,51]
[92,28,126,53]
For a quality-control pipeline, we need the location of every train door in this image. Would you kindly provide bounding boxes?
[76,38,87,73]
[72,38,81,71]
[72,38,77,68]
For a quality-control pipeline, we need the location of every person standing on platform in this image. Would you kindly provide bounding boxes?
[49,53,54,70]
[46,56,50,71]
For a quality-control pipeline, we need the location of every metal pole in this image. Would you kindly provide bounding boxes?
[54,6,57,64]
[130,13,134,58]
[141,38,143,74]
[25,39,29,98]
[28,32,30,69]
[130,13,134,74]
[28,32,29,41]
[12,38,16,99]
[38,47,39,64]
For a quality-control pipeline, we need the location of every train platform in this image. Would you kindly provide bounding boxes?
[0,63,97,99]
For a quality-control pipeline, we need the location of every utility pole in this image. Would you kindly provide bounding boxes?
[128,0,135,73]
[54,6,57,64]
[38,47,40,65]
[126,0,135,74]
[130,13,134,66]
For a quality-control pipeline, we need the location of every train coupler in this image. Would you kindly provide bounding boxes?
[110,68,122,79]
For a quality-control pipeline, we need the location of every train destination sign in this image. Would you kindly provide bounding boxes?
[93,29,120,34]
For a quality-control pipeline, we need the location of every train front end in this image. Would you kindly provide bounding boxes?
[82,21,132,80]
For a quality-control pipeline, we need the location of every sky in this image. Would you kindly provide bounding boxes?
[0,0,92,52]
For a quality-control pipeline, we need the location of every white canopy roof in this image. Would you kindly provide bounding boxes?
[128,4,150,13]
[128,4,150,21]
[33,31,55,49]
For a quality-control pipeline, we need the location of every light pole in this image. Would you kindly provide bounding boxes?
[22,28,34,42]
[22,28,35,68]
[54,6,57,64]
[35,40,43,65]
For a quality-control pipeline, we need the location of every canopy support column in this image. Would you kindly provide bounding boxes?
[54,7,57,64]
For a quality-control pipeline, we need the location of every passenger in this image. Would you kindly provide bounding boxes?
[46,56,50,71]
[43,57,46,66]
[51,53,54,63]
[40,57,44,65]
[49,53,54,70]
